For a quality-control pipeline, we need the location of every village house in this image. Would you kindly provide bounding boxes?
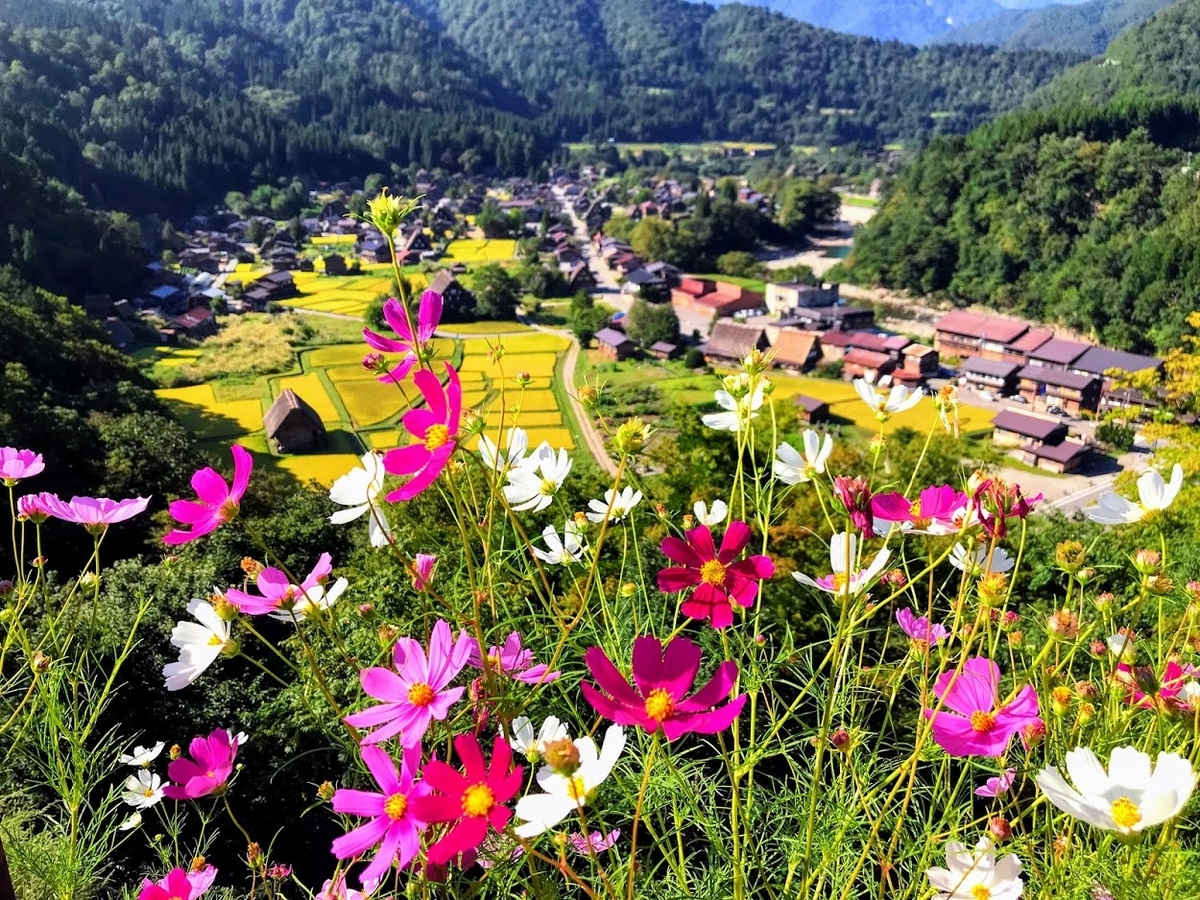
[359,238,391,264]
[764,281,840,315]
[171,307,218,340]
[991,410,1069,448]
[793,395,831,424]
[999,327,1054,365]
[323,253,348,276]
[933,311,1029,361]
[901,344,940,377]
[961,358,1021,395]
[842,349,896,383]
[648,341,679,360]
[1071,347,1163,381]
[567,262,596,292]
[595,327,635,361]
[672,278,765,318]
[768,329,822,372]
[622,268,666,296]
[1025,337,1091,371]
[777,304,875,333]
[1020,439,1091,474]
[701,321,770,364]
[1017,367,1102,415]
[426,270,475,312]
[264,390,327,453]
[644,261,681,287]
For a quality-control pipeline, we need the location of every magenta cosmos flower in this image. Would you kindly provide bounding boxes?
[0,447,44,485]
[363,290,442,384]
[137,866,217,900]
[973,479,1041,539]
[16,492,56,523]
[345,619,474,746]
[44,495,151,534]
[872,485,969,535]
[975,768,1016,798]
[923,657,1041,757]
[657,522,774,629]
[165,445,253,545]
[833,475,874,536]
[466,631,561,685]
[332,744,429,888]
[382,364,461,502]
[411,553,436,591]
[410,733,522,867]
[162,729,241,800]
[1116,660,1194,713]
[225,552,341,618]
[582,635,746,741]
[896,608,951,649]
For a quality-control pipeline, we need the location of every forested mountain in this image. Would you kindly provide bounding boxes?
[1034,0,1200,104]
[845,96,1200,353]
[937,0,1173,54]
[0,0,1081,214]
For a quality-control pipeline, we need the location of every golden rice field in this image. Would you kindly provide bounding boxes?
[441,239,517,264]
[157,384,265,439]
[274,373,342,423]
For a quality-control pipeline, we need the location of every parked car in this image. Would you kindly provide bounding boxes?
[1047,404,1065,416]
[1010,394,1029,404]
[977,389,996,402]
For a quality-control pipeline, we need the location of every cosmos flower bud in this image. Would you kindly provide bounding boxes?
[358,603,375,618]
[1047,608,1079,640]
[1008,630,1024,649]
[1076,567,1096,584]
[1002,610,1020,629]
[1075,680,1098,699]
[620,582,637,598]
[681,514,695,530]
[240,557,264,578]
[881,568,907,587]
[30,650,52,673]
[1093,591,1114,610]
[978,572,1008,607]
[1144,573,1174,596]
[1051,685,1074,716]
[362,352,385,371]
[543,737,581,774]
[365,187,415,236]
[868,434,888,456]
[760,378,776,396]
[1132,548,1161,575]
[317,781,335,801]
[1090,640,1107,657]
[378,624,400,646]
[1076,702,1096,725]
[989,817,1012,841]
[169,744,182,760]
[1187,580,1200,601]
[0,580,12,597]
[1022,719,1045,748]
[1055,541,1086,573]
[722,372,752,398]
[829,727,851,752]
[741,348,770,376]
[514,372,533,387]
[246,842,264,867]
[1053,835,1069,862]
[613,418,652,457]
[460,410,484,436]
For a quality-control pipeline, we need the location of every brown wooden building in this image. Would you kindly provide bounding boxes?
[265,390,327,453]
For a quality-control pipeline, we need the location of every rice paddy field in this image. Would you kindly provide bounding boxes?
[441,239,517,264]
[151,321,578,486]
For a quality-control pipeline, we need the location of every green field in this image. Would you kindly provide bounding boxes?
[841,195,879,209]
[688,274,768,294]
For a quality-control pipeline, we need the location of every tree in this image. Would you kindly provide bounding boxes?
[160,221,186,253]
[245,219,269,246]
[625,299,679,348]
[517,264,570,300]
[472,264,520,320]
[716,251,764,280]
[630,218,676,262]
[778,179,840,237]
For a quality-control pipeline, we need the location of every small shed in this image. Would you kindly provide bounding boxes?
[649,341,679,360]
[265,390,327,453]
[794,395,830,424]
[595,327,635,361]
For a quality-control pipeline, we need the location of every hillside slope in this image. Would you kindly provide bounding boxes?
[937,0,1173,53]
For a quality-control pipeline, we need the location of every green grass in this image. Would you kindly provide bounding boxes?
[687,274,768,294]
[841,195,879,209]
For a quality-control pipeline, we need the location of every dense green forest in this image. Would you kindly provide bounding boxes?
[0,0,1081,214]
[845,96,1200,353]
[937,0,1172,55]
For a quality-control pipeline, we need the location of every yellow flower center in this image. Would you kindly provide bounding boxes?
[539,478,558,495]
[143,788,155,797]
[644,688,675,722]
[909,499,922,517]
[1111,797,1142,830]
[423,424,450,452]
[407,682,435,707]
[218,498,240,522]
[207,634,225,646]
[486,651,502,668]
[384,792,409,820]
[461,783,495,817]
[971,886,991,900]
[970,710,996,733]
[566,775,588,802]
[832,572,850,592]
[699,559,727,587]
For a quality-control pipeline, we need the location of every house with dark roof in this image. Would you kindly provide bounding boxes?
[172,307,218,339]
[777,304,874,333]
[567,262,595,292]
[1019,438,1090,474]
[901,344,939,377]
[1017,366,1102,415]
[961,358,1021,395]
[596,327,634,360]
[793,395,830,424]
[934,311,1029,360]
[426,270,475,315]
[323,253,348,276]
[1025,338,1091,371]
[648,341,678,360]
[1071,347,1162,381]
[701,321,769,363]
[264,390,326,453]
[992,410,1068,448]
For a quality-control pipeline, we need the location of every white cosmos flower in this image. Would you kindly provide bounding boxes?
[926,836,1023,900]
[854,378,922,419]
[1036,746,1197,835]
[701,385,765,433]
[585,487,643,523]
[793,531,891,598]
[693,499,727,527]
[1179,681,1200,709]
[532,521,586,565]
[950,544,1014,577]
[328,452,392,548]
[479,427,530,473]
[1107,633,1135,663]
[514,725,626,838]
[269,576,349,623]
[504,443,573,512]
[773,431,833,484]
[118,812,143,831]
[121,770,164,809]
[1087,464,1184,526]
[507,715,569,762]
[119,743,165,768]
[163,599,233,692]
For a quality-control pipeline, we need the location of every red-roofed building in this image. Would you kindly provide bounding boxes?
[1003,328,1054,364]
[934,311,1030,361]
[843,348,896,383]
[671,278,765,318]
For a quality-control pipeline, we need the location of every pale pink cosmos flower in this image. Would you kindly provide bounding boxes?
[225,553,347,621]
[896,608,951,649]
[16,492,56,523]
[165,445,253,545]
[316,876,366,900]
[363,290,442,384]
[0,448,44,485]
[44,495,151,534]
[162,729,241,800]
[412,553,437,591]
[383,364,461,501]
[568,829,620,856]
[345,619,474,747]
[466,631,561,685]
[975,768,1017,797]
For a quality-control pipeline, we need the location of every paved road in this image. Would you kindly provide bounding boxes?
[552,187,630,314]
[1047,477,1116,515]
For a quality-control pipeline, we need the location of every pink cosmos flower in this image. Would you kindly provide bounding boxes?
[0,448,44,485]
[162,729,240,800]
[225,552,343,619]
[975,768,1017,797]
[317,876,366,900]
[345,619,474,747]
[896,608,951,649]
[833,476,874,536]
[331,744,429,888]
[973,479,1041,539]
[923,657,1041,757]
[1115,660,1194,712]
[872,485,969,535]
[410,733,523,867]
[363,290,442,384]
[581,635,746,741]
[657,522,774,629]
[164,445,253,545]
[568,829,620,856]
[137,865,217,900]
[16,492,56,523]
[466,631,561,685]
[44,495,151,533]
[382,364,461,501]
[412,553,437,591]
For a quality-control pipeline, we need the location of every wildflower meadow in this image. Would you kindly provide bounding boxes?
[2,191,1200,900]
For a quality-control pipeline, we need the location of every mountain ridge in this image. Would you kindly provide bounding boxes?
[937,0,1174,53]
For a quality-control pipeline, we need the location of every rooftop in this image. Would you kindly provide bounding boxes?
[1023,440,1089,463]
[962,357,1021,378]
[992,410,1067,441]
[1027,338,1091,366]
[1017,366,1098,391]
[1072,346,1162,377]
